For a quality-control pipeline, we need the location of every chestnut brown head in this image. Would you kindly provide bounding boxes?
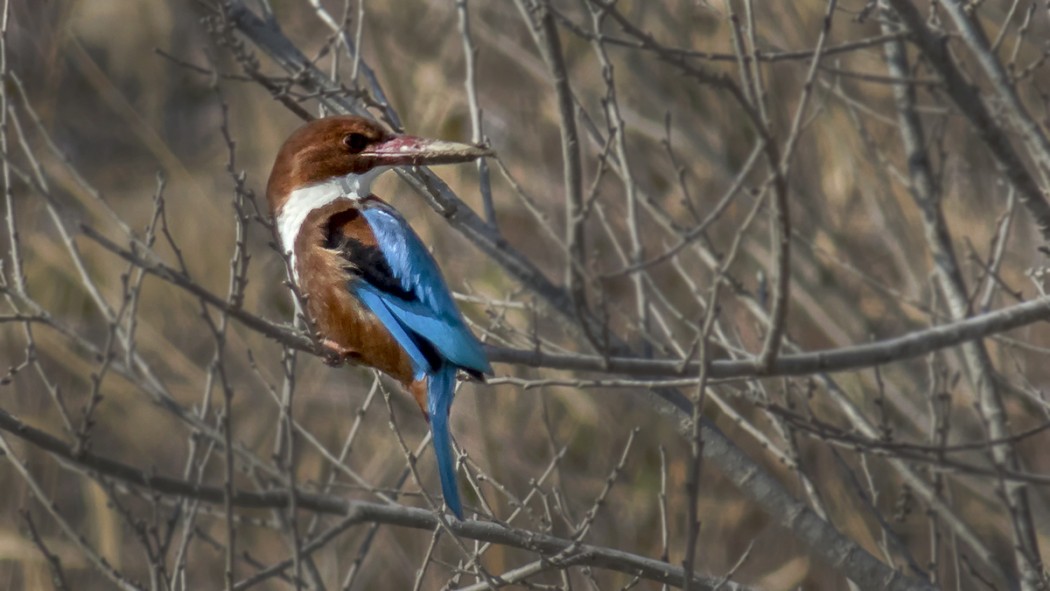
[265,115,491,215]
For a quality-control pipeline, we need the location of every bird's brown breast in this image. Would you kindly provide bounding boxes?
[293,199,415,386]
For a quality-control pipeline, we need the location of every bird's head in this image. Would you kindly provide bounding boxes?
[266,115,491,216]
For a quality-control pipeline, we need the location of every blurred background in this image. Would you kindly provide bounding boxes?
[2,1,1049,589]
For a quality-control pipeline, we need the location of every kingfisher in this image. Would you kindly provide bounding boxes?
[265,115,493,519]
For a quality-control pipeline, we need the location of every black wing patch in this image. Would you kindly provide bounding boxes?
[324,208,414,301]
[324,207,444,371]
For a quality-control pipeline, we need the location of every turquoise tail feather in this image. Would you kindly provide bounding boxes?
[427,365,463,519]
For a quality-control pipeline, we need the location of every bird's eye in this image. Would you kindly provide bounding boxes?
[343,133,369,154]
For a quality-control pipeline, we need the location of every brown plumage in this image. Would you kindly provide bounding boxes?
[292,198,417,386]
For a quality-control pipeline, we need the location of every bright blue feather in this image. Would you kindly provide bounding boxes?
[351,284,432,374]
[376,295,490,374]
[428,364,462,519]
[356,284,465,517]
[349,202,490,519]
[360,206,491,375]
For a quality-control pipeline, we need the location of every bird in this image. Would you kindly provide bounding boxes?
[265,115,493,519]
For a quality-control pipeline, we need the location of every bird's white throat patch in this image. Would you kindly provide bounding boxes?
[276,167,390,279]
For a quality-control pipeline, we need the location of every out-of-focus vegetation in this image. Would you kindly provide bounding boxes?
[2,1,1050,589]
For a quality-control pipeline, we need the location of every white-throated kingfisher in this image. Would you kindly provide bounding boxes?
[265,115,492,519]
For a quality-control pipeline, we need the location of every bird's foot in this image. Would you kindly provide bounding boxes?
[320,339,353,367]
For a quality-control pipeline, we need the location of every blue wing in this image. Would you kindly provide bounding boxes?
[351,202,491,377]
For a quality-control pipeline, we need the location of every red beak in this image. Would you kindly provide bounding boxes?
[362,135,492,167]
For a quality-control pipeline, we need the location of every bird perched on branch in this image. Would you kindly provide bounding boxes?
[265,115,493,519]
